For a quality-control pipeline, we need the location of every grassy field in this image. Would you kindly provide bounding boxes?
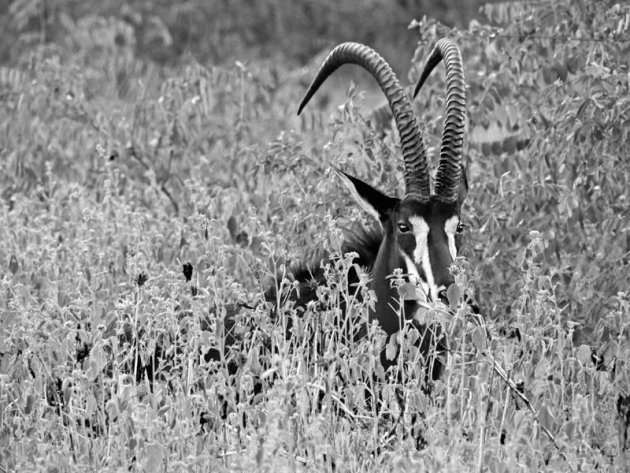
[1,1,629,471]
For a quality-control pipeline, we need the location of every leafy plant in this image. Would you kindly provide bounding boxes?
[0,1,628,472]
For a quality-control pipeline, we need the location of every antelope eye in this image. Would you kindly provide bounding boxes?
[397,222,411,233]
[457,222,465,233]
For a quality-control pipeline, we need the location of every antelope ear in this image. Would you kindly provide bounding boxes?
[458,163,468,208]
[333,167,398,222]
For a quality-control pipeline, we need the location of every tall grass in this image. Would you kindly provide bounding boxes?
[0,1,629,471]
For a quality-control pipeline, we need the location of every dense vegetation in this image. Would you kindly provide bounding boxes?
[0,1,628,471]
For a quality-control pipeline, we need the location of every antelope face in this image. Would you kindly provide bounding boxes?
[338,170,467,310]
[397,198,464,303]
[297,38,467,336]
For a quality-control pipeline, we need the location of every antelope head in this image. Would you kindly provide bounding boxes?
[298,40,467,336]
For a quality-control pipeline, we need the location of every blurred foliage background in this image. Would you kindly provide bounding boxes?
[0,0,489,68]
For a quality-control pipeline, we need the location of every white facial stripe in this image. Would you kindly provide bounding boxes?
[401,253,419,285]
[401,252,430,299]
[409,216,438,300]
[444,215,460,260]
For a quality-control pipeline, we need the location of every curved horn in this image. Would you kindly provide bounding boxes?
[298,42,430,201]
[414,39,466,203]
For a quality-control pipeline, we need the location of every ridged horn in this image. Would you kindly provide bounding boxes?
[414,38,466,203]
[298,42,430,201]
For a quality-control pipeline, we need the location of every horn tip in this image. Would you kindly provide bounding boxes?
[412,81,422,99]
[298,89,315,115]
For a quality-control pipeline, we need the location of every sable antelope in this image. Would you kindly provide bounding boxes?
[288,39,468,377]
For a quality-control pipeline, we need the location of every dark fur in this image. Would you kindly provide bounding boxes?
[264,224,383,316]
[266,223,445,377]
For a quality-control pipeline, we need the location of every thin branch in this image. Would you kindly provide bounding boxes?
[467,311,568,460]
